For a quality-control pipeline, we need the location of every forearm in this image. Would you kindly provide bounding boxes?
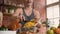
[0,12,3,27]
[35,18,42,26]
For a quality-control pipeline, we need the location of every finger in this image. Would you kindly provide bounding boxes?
[20,15,23,21]
[23,16,25,21]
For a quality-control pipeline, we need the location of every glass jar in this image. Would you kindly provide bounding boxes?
[9,9,14,14]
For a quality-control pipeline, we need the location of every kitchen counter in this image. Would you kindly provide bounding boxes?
[0,31,16,34]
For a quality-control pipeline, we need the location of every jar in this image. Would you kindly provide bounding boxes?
[9,9,14,14]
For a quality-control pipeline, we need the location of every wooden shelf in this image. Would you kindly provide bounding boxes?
[0,0,24,14]
[0,4,22,8]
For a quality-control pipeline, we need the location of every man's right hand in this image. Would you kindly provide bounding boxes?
[18,15,25,22]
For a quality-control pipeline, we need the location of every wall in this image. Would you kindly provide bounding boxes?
[34,0,46,22]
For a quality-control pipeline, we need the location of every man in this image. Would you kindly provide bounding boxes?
[13,0,41,33]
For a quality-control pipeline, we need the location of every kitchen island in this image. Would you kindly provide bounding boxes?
[0,31,16,34]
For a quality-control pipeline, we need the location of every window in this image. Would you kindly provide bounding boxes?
[47,0,59,5]
[46,0,59,28]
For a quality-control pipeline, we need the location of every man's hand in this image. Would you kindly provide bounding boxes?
[19,15,25,21]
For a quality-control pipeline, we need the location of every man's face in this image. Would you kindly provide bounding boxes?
[24,0,33,7]
[28,0,33,3]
